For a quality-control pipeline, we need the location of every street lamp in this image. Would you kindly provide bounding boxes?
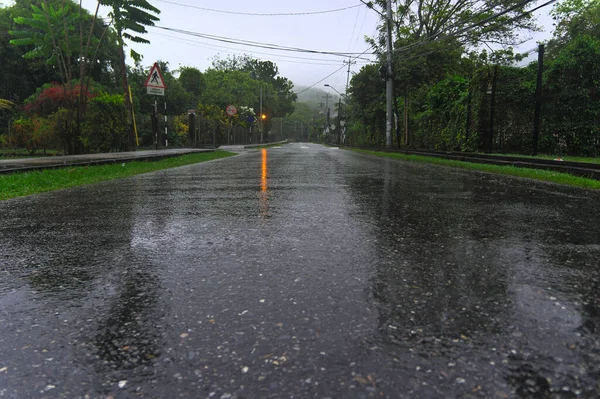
[324,84,342,97]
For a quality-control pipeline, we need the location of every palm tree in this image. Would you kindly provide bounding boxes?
[99,0,160,150]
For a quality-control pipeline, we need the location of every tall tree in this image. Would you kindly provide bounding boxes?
[0,2,59,106]
[367,0,538,52]
[178,66,205,98]
[178,66,205,108]
[212,55,297,118]
[9,0,113,153]
[547,0,600,57]
[99,0,160,150]
[10,2,80,86]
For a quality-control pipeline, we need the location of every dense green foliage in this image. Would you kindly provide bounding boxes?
[0,1,298,154]
[346,0,600,158]
[81,93,128,152]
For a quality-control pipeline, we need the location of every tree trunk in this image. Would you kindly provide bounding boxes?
[118,34,135,151]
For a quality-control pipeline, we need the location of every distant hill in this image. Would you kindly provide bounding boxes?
[294,86,341,108]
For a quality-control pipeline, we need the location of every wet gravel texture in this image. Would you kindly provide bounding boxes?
[1,143,599,398]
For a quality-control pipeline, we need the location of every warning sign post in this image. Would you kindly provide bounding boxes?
[145,62,166,96]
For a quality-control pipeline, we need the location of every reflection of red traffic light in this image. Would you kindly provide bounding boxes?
[261,114,267,120]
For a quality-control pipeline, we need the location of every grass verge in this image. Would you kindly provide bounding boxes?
[0,150,236,200]
[351,149,600,191]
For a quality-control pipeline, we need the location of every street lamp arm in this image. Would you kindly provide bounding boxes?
[324,84,342,97]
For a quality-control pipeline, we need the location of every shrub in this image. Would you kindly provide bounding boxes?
[81,93,127,153]
[11,116,56,155]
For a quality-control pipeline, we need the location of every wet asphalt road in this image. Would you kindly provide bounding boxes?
[1,143,600,398]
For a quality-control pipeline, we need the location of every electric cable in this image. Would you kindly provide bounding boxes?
[158,32,371,66]
[295,64,348,95]
[151,25,375,60]
[152,0,363,16]
[295,45,374,95]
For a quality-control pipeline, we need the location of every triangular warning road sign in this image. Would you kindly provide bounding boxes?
[145,62,166,89]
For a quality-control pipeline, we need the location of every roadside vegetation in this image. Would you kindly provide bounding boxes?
[0,1,297,154]
[0,151,235,200]
[344,0,599,159]
[1,0,598,168]
[352,149,600,191]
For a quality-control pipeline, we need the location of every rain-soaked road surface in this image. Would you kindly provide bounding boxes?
[1,143,599,398]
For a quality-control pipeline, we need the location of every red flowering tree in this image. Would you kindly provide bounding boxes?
[20,82,97,154]
[23,82,97,117]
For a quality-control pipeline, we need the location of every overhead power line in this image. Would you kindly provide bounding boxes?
[295,65,348,95]
[151,26,375,61]
[358,0,385,18]
[295,46,374,95]
[153,0,363,16]
[159,32,370,66]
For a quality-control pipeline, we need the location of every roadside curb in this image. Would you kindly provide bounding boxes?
[243,140,289,149]
[0,148,216,175]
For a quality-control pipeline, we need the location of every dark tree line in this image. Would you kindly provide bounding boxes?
[346,0,600,157]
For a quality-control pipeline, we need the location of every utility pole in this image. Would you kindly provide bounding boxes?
[385,0,394,148]
[324,93,331,141]
[322,93,331,113]
[344,57,356,93]
[532,44,544,156]
[488,65,498,154]
[337,96,342,145]
[164,100,168,147]
[322,93,332,135]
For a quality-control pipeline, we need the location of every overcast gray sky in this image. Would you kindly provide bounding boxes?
[7,0,558,92]
[81,0,381,93]
[80,0,557,91]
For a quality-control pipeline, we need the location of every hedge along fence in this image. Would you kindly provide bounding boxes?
[187,113,257,147]
[398,39,599,157]
[469,64,537,155]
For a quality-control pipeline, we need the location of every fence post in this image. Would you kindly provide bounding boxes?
[487,65,498,154]
[188,111,195,147]
[465,83,472,149]
[532,44,545,156]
